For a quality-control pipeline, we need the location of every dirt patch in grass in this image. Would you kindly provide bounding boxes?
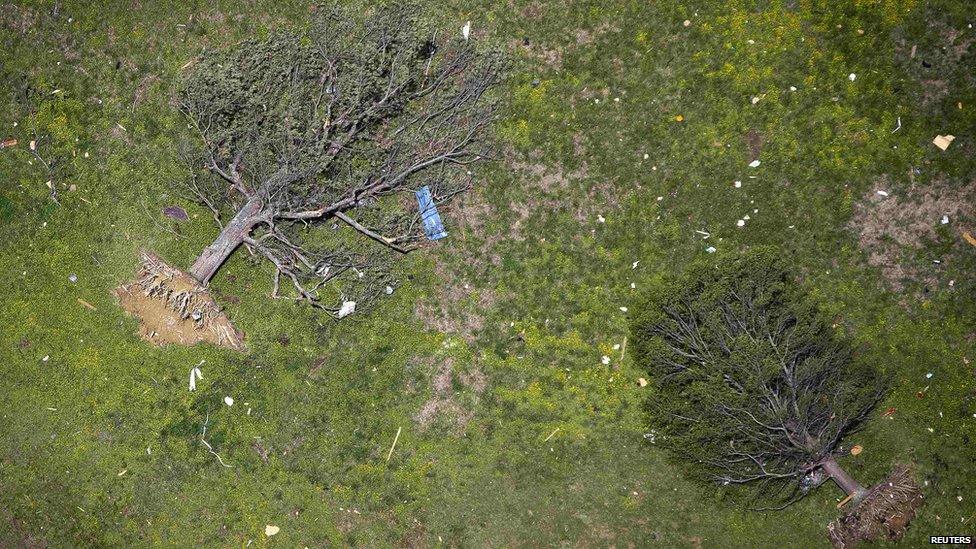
[744,128,763,162]
[115,251,245,350]
[849,175,975,291]
[413,357,486,434]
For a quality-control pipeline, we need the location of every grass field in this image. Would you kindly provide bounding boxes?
[2,0,975,546]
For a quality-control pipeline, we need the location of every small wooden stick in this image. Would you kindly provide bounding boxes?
[386,426,402,462]
[543,428,560,442]
[619,336,627,362]
[836,493,855,509]
[77,298,97,310]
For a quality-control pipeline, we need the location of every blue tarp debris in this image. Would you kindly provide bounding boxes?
[415,185,448,240]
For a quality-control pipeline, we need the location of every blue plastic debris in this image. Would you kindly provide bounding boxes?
[415,185,448,240]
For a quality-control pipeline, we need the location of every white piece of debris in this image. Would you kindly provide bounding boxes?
[848,73,857,81]
[265,524,280,537]
[597,214,606,223]
[705,246,717,253]
[926,372,933,379]
[68,274,78,283]
[876,190,889,197]
[891,116,902,133]
[789,85,797,91]
[42,355,50,362]
[224,396,234,407]
[461,21,471,40]
[189,363,204,391]
[337,300,357,318]
[385,285,394,295]
[613,343,621,350]
[748,160,761,168]
[751,96,760,105]
[631,260,640,269]
[933,134,955,151]
[601,355,611,365]
[734,180,742,188]
[630,282,636,289]
[942,215,950,225]
[737,219,746,227]
[619,306,628,312]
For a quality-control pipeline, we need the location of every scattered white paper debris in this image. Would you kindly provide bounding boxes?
[926,372,933,379]
[613,344,621,350]
[224,396,234,406]
[942,215,950,225]
[751,96,760,105]
[891,116,902,133]
[385,285,394,295]
[601,355,611,365]
[748,160,761,168]
[597,214,606,223]
[461,21,471,40]
[632,261,640,269]
[789,86,797,91]
[876,190,889,197]
[265,524,280,537]
[619,306,628,312]
[42,355,50,362]
[189,370,197,392]
[656,196,663,201]
[737,219,746,227]
[630,282,636,289]
[734,181,741,188]
[705,246,717,253]
[848,73,857,81]
[337,300,357,318]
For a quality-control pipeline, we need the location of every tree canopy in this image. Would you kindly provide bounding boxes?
[630,248,887,507]
[176,2,502,316]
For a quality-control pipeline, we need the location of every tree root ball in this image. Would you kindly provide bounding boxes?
[827,464,925,548]
[115,251,245,350]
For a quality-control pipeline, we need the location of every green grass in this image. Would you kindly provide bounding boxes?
[2,0,975,546]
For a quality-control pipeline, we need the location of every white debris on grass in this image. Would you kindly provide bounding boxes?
[224,396,234,407]
[748,159,761,168]
[734,180,741,188]
[601,355,611,365]
[632,260,640,269]
[848,73,857,81]
[189,361,204,391]
[942,215,950,225]
[337,300,357,318]
[705,246,717,253]
[597,214,606,223]
[619,306,628,312]
[461,21,471,40]
[737,219,746,227]
[876,190,889,197]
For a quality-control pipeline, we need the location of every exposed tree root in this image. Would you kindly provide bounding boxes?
[827,464,924,548]
[115,251,245,350]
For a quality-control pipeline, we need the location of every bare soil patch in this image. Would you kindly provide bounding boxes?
[115,251,245,350]
[413,357,486,434]
[849,175,975,291]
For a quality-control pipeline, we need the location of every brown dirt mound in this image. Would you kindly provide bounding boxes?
[115,252,245,351]
[827,464,924,548]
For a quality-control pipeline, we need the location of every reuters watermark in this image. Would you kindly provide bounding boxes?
[929,535,972,545]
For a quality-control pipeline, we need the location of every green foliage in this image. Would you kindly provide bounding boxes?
[631,248,887,506]
[1,0,975,547]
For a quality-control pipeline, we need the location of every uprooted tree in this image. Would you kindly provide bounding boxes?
[630,248,890,508]
[165,3,499,320]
